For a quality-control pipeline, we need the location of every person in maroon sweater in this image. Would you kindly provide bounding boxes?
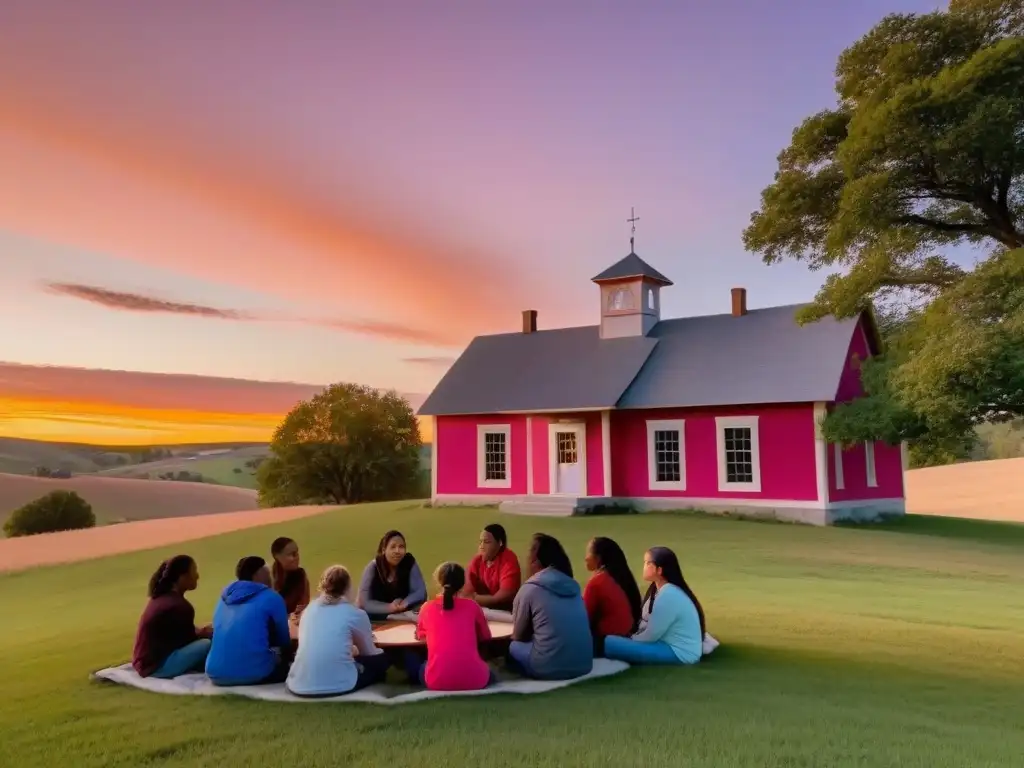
[132,554,213,678]
[582,537,643,657]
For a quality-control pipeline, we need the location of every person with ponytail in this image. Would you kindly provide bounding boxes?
[286,565,391,697]
[411,562,494,690]
[356,530,427,620]
[463,523,521,611]
[132,555,213,678]
[583,537,643,655]
[270,537,310,618]
[603,546,705,665]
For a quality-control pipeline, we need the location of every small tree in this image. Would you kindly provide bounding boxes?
[4,490,96,537]
[257,383,422,507]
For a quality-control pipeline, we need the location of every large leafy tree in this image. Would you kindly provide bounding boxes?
[743,0,1024,465]
[257,383,423,507]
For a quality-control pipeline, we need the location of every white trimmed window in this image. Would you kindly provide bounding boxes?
[477,425,512,488]
[833,443,845,490]
[715,416,762,492]
[646,419,686,491]
[865,441,877,488]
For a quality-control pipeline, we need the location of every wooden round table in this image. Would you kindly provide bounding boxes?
[373,621,514,648]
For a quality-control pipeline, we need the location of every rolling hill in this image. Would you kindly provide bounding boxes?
[95,445,271,489]
[0,472,258,529]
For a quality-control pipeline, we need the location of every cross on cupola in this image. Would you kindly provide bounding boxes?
[590,208,673,339]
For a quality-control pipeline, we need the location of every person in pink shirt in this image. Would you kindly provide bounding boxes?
[412,562,496,691]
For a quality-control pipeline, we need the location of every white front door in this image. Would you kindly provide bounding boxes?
[549,423,587,495]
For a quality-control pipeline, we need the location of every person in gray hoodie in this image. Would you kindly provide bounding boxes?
[507,533,594,680]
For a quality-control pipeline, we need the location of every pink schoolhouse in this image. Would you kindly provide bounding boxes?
[418,249,906,525]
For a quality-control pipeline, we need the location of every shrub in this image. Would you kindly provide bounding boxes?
[3,490,96,538]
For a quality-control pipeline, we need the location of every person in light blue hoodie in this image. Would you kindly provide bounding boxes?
[205,556,292,686]
[508,533,593,680]
[603,546,705,665]
[286,564,391,698]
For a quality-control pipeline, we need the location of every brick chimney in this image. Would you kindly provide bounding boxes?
[731,287,747,317]
[522,309,538,333]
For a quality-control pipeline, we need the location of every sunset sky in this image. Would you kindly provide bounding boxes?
[0,0,937,445]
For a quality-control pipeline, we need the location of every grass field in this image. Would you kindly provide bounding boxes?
[1,505,1022,767]
[98,455,264,489]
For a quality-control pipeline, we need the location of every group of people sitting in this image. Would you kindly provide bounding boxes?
[131,525,708,698]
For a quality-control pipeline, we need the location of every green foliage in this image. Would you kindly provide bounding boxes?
[3,490,96,537]
[257,383,423,507]
[745,0,1024,461]
[974,418,1024,459]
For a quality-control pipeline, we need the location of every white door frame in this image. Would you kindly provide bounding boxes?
[548,422,587,496]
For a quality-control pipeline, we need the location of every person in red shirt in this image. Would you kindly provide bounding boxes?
[582,537,643,656]
[463,524,521,611]
[413,562,495,691]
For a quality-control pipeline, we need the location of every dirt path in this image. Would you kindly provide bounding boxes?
[2,458,1020,575]
[0,505,337,573]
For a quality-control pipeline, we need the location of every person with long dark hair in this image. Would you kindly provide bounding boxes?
[286,565,391,697]
[132,555,213,678]
[583,537,643,655]
[604,546,705,665]
[507,533,593,680]
[356,530,427,620]
[411,562,494,691]
[463,523,521,611]
[205,556,293,686]
[270,537,310,618]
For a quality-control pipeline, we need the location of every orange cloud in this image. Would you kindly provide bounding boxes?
[43,282,455,346]
[0,363,430,445]
[0,102,548,346]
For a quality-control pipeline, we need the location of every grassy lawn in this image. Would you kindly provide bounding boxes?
[99,456,260,489]
[1,505,1022,767]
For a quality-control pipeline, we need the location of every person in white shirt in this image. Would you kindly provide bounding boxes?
[286,565,391,697]
[603,546,705,665]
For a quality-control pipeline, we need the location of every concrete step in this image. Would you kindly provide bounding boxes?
[498,498,579,517]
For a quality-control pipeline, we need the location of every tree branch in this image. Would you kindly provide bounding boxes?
[894,213,1023,248]
[995,169,1016,224]
[877,273,958,290]
[893,214,989,234]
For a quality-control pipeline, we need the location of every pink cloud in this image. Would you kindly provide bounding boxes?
[0,362,425,415]
[0,102,548,346]
[43,281,457,346]
[402,356,457,367]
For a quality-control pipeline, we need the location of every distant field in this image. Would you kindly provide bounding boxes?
[906,457,1024,522]
[0,437,270,477]
[97,446,270,489]
[0,473,258,530]
[0,438,107,475]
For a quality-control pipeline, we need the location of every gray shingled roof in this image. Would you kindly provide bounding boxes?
[417,327,658,415]
[591,252,673,285]
[417,304,867,416]
[614,304,860,409]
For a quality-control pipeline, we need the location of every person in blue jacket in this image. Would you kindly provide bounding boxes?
[206,555,293,686]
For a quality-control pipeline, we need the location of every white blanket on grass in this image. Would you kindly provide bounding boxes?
[389,610,722,656]
[91,658,631,705]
